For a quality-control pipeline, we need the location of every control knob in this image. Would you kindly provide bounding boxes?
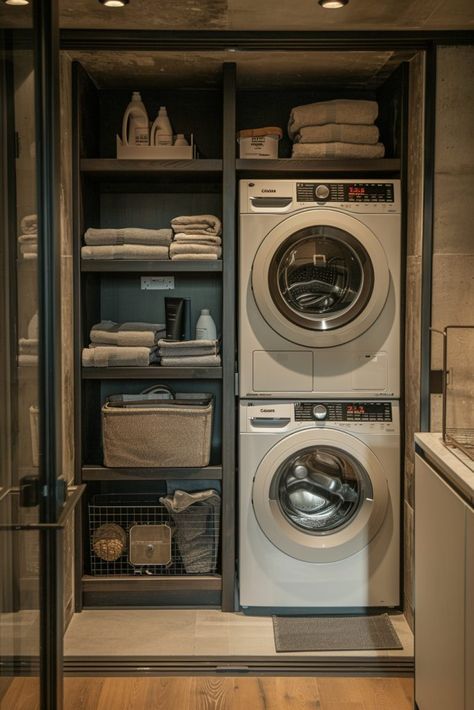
[315,184,330,201]
[312,404,328,420]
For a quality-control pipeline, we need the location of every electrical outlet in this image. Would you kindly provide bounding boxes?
[141,276,175,290]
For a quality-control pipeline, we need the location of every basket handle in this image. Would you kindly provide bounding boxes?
[140,384,176,399]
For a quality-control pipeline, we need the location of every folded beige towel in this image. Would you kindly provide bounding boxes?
[288,100,379,139]
[19,338,38,355]
[171,253,219,261]
[18,234,38,245]
[83,345,159,367]
[294,123,380,145]
[170,243,222,258]
[171,214,222,236]
[84,227,172,246]
[291,142,385,159]
[173,233,222,246]
[81,245,170,260]
[158,338,219,357]
[160,354,221,367]
[20,214,37,235]
[91,321,166,347]
[18,354,38,366]
[20,243,38,257]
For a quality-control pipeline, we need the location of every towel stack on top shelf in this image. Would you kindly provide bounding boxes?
[170,215,222,261]
[82,320,165,367]
[288,99,385,160]
[18,214,38,261]
[157,339,221,367]
[81,228,172,260]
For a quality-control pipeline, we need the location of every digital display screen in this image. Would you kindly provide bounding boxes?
[348,187,366,195]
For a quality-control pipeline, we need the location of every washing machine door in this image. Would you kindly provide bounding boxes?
[252,428,389,562]
[252,210,389,347]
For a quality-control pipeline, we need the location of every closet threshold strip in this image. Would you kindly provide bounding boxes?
[81,465,223,481]
[81,366,223,380]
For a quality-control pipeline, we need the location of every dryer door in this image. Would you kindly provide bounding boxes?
[252,210,389,347]
[252,428,389,562]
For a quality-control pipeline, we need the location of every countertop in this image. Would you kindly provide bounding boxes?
[415,432,474,506]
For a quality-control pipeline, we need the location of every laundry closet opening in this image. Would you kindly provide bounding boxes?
[58,45,422,671]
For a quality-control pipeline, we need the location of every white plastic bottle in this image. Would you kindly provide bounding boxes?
[122,91,149,146]
[195,309,217,340]
[151,106,173,146]
[174,134,189,146]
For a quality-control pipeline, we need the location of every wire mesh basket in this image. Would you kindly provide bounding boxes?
[88,493,220,576]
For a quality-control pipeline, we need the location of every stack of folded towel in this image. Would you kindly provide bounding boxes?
[82,320,166,367]
[18,312,39,365]
[170,215,222,261]
[157,339,221,367]
[288,99,385,160]
[81,228,172,260]
[18,214,38,261]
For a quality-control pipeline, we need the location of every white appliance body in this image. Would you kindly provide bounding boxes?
[239,179,401,399]
[239,400,400,610]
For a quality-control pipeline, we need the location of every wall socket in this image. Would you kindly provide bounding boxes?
[141,276,175,290]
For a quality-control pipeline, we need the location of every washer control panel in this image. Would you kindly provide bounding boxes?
[296,182,395,203]
[295,401,392,422]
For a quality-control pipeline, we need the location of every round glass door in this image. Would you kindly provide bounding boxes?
[269,226,374,331]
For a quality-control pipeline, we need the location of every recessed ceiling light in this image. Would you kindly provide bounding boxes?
[3,0,30,5]
[99,0,129,6]
[319,0,349,8]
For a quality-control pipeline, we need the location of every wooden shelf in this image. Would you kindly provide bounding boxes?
[80,158,222,182]
[236,158,401,175]
[81,259,222,273]
[82,465,222,481]
[82,574,222,607]
[82,575,221,591]
[82,366,222,380]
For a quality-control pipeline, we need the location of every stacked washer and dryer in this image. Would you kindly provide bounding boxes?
[238,179,401,611]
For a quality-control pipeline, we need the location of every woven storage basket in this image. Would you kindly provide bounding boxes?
[102,386,213,468]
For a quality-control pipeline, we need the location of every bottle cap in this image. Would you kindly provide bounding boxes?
[132,91,142,101]
[201,309,210,315]
[159,106,167,112]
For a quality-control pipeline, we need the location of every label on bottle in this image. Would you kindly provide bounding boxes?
[135,127,149,145]
[196,327,207,339]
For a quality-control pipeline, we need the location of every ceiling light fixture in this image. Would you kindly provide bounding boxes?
[99,0,129,7]
[318,0,349,8]
[3,0,30,5]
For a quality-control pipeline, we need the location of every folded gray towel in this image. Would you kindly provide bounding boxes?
[171,254,219,261]
[91,321,166,347]
[19,338,38,355]
[288,100,379,139]
[81,245,170,260]
[160,354,221,367]
[291,142,385,159]
[158,338,219,357]
[84,227,172,246]
[83,345,159,367]
[171,214,222,236]
[20,214,37,235]
[170,243,222,258]
[173,233,222,246]
[294,123,380,145]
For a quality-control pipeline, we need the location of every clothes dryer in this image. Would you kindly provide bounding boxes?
[239,179,401,398]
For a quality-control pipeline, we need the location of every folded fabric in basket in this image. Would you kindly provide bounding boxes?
[157,338,219,358]
[19,338,38,356]
[173,233,222,246]
[81,245,169,260]
[160,354,221,367]
[293,123,380,145]
[170,243,222,258]
[291,142,385,159]
[84,227,172,246]
[171,214,222,236]
[90,321,166,348]
[288,99,379,139]
[82,345,159,367]
[20,214,37,235]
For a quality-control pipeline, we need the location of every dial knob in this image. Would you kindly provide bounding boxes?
[313,404,328,420]
[315,184,330,200]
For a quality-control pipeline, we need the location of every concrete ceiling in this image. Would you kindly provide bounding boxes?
[0,0,473,30]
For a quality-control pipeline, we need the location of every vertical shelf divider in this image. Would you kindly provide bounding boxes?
[221,62,237,612]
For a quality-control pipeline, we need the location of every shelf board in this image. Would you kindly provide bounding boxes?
[80,158,222,181]
[82,575,221,593]
[82,465,222,481]
[82,366,222,380]
[236,158,401,175]
[81,259,222,273]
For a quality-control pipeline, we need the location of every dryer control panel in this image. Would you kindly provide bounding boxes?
[296,182,394,204]
[295,401,392,422]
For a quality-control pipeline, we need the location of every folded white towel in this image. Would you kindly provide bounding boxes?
[169,243,222,258]
[90,321,166,348]
[291,142,385,159]
[160,354,221,367]
[158,338,219,357]
[84,227,172,246]
[170,253,219,261]
[83,345,159,367]
[171,215,222,236]
[81,245,170,260]
[20,214,37,235]
[173,233,222,246]
[288,100,379,139]
[293,123,380,145]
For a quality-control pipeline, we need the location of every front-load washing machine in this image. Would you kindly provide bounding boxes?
[239,179,401,399]
[239,399,400,610]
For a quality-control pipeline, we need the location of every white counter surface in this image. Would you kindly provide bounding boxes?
[415,432,474,506]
